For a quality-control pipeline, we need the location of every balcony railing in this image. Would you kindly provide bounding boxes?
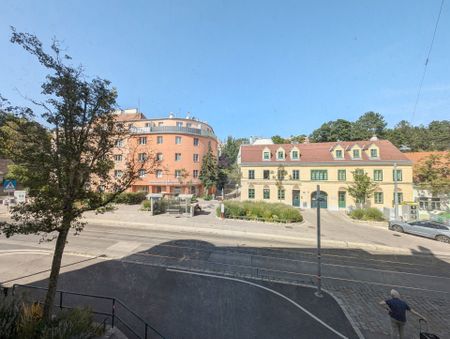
[130,126,216,139]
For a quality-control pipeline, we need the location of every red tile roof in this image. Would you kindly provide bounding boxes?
[404,151,448,164]
[240,140,411,164]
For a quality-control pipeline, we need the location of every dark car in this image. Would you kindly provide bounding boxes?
[388,220,450,243]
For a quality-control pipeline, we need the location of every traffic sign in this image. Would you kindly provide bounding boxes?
[2,179,17,193]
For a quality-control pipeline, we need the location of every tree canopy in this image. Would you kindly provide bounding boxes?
[200,144,218,192]
[347,169,378,207]
[0,29,157,321]
[414,152,450,196]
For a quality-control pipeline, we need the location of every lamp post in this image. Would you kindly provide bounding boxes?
[315,184,323,298]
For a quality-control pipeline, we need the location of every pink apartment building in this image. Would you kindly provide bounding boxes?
[113,109,218,195]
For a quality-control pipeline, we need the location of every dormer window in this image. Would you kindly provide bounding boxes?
[370,149,378,158]
[353,149,361,159]
[263,151,271,161]
[335,150,343,159]
[277,150,285,160]
[291,151,299,160]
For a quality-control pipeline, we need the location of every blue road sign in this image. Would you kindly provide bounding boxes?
[2,179,17,192]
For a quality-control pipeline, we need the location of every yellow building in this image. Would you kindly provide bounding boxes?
[238,138,413,210]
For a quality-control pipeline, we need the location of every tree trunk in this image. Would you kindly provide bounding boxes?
[43,226,70,321]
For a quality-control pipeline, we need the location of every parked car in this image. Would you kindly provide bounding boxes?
[388,220,450,243]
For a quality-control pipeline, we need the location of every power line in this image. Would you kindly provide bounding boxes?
[411,0,445,122]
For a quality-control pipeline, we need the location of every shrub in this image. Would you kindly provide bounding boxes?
[218,200,302,223]
[0,294,21,339]
[0,295,102,339]
[141,200,151,210]
[104,192,147,205]
[350,208,384,221]
[202,194,213,201]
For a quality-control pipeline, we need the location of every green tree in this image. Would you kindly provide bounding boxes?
[351,112,387,140]
[271,135,289,144]
[427,120,450,151]
[414,153,450,196]
[199,145,218,193]
[0,30,156,321]
[310,119,353,142]
[347,169,378,207]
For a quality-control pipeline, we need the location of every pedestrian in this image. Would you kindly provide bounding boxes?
[379,289,426,339]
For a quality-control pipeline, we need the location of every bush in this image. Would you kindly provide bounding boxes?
[202,194,213,201]
[104,192,147,205]
[0,295,102,339]
[141,200,151,211]
[217,201,303,223]
[350,208,384,221]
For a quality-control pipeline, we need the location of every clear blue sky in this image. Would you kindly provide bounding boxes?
[1,0,449,139]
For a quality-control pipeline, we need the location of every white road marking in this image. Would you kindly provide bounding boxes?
[167,268,351,339]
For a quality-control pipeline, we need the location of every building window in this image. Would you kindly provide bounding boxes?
[277,151,285,160]
[114,170,123,178]
[193,170,199,178]
[263,170,270,180]
[370,149,378,158]
[263,188,270,199]
[156,153,163,161]
[248,188,255,199]
[374,170,383,181]
[138,169,146,177]
[338,170,346,181]
[278,189,285,200]
[193,154,199,162]
[158,122,164,126]
[291,151,299,160]
[175,136,182,144]
[353,149,360,158]
[193,138,199,146]
[311,170,328,181]
[186,123,192,128]
[114,154,122,161]
[138,153,147,162]
[115,139,123,147]
[374,192,383,204]
[175,153,181,161]
[156,170,163,178]
[355,169,364,175]
[176,122,183,128]
[248,170,255,179]
[263,151,270,160]
[157,136,163,144]
[292,170,300,180]
[393,192,403,205]
[277,170,285,180]
[335,150,343,159]
[393,169,403,181]
[175,170,182,178]
[138,137,147,145]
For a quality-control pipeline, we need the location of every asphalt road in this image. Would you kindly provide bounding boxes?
[15,260,359,339]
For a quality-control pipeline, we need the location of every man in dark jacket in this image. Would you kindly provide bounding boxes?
[379,289,426,339]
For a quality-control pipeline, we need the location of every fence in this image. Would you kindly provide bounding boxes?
[11,284,165,339]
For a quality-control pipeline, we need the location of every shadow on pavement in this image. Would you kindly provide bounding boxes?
[14,240,450,339]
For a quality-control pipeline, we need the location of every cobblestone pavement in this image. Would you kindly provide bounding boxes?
[324,280,450,338]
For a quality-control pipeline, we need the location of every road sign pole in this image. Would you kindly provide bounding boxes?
[315,184,323,298]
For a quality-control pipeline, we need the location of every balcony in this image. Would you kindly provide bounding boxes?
[130,126,217,139]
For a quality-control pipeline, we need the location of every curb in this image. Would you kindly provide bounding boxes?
[82,217,450,258]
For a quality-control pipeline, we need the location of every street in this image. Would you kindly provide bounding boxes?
[1,203,449,338]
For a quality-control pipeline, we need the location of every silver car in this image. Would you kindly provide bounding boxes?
[389,220,450,243]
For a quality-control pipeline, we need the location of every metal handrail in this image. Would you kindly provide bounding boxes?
[11,284,165,339]
[130,125,217,139]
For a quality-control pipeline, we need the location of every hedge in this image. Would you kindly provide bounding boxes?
[216,200,303,223]
[349,207,384,221]
[104,192,147,205]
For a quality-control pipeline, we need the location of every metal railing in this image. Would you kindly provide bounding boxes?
[11,284,165,339]
[130,125,217,139]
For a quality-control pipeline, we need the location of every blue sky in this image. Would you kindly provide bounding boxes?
[1,0,449,139]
